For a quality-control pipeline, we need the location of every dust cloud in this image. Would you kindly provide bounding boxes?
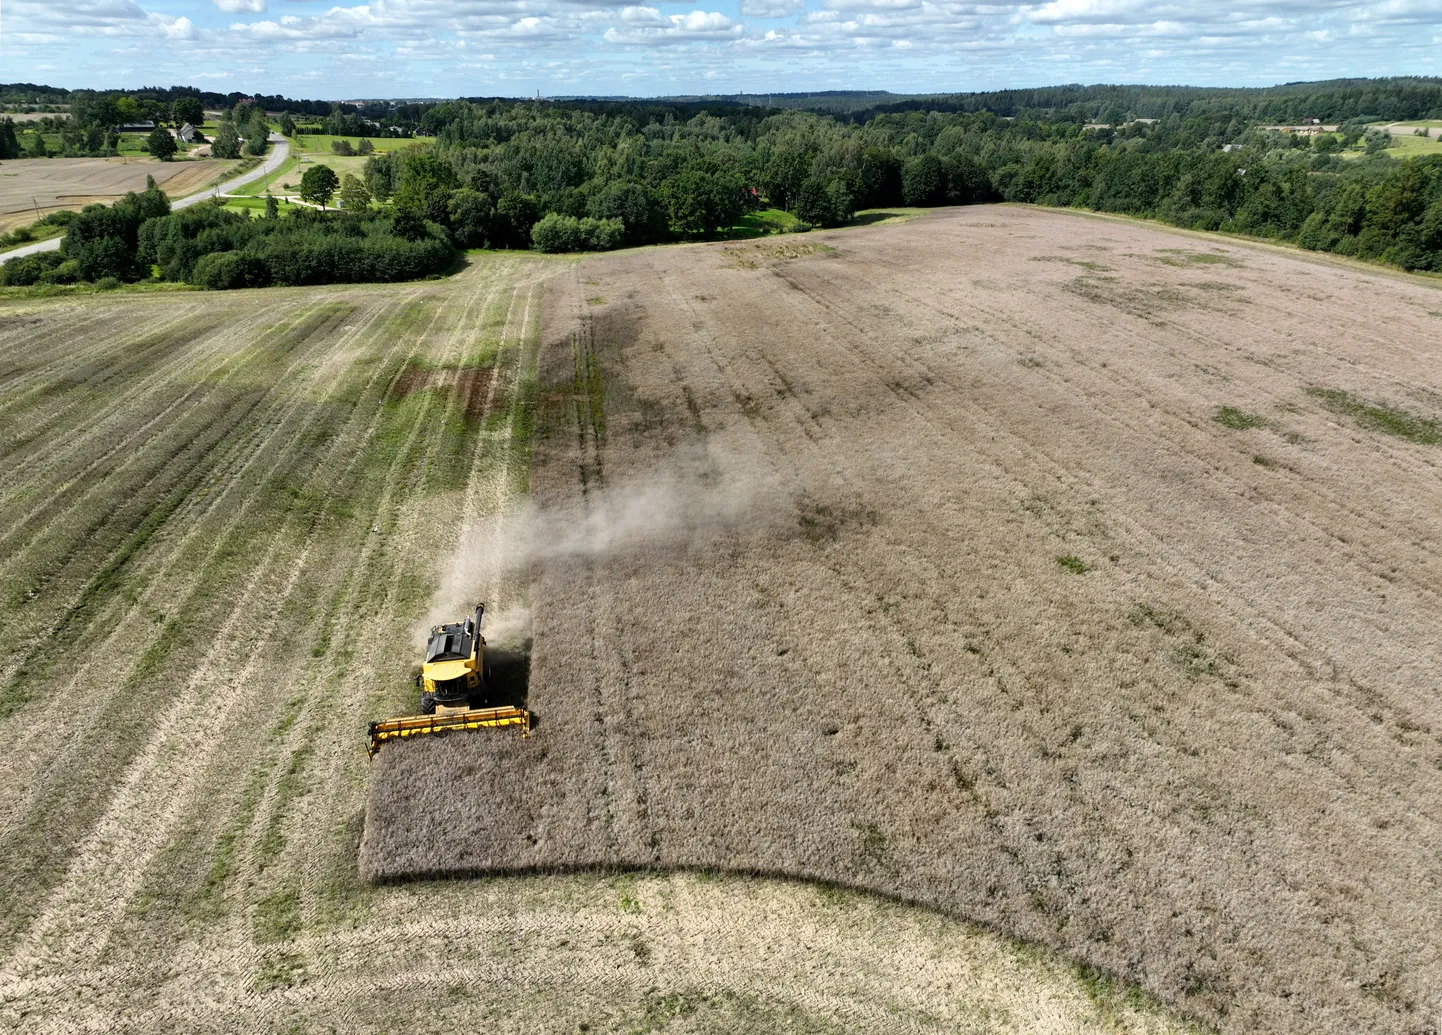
[419,444,786,645]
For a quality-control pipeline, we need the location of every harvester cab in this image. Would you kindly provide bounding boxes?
[418,604,486,714]
[367,602,531,758]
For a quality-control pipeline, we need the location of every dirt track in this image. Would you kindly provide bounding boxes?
[366,208,1442,1034]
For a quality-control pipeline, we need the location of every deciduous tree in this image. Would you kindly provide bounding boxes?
[146,127,176,162]
[299,164,340,209]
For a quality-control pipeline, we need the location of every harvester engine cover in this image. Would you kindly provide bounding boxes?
[421,605,484,711]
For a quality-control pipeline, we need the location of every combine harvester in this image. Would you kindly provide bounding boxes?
[367,604,530,758]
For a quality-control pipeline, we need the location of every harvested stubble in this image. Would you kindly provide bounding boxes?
[364,206,1442,1035]
[0,249,1181,1034]
[0,156,238,232]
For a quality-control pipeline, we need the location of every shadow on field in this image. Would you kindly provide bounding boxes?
[847,210,906,227]
[477,641,532,718]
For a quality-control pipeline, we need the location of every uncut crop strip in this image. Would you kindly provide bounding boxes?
[818,218,1442,700]
[751,227,1442,724]
[364,210,1442,1035]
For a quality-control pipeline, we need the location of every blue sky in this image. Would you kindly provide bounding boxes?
[3,1,1440,100]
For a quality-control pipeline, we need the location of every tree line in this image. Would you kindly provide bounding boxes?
[6,79,1442,285]
[333,90,1442,270]
[0,180,456,290]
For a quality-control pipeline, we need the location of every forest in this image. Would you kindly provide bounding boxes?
[4,77,1442,287]
[373,84,1442,269]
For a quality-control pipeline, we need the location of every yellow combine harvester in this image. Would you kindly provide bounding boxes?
[367,603,530,758]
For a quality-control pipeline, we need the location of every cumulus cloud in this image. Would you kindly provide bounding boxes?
[604,8,743,44]
[8,0,199,38]
[740,0,806,17]
[4,0,1440,96]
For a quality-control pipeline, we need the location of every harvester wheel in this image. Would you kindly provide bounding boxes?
[419,691,436,715]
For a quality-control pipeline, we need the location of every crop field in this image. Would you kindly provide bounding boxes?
[365,207,1442,1035]
[0,156,238,232]
[0,241,1191,1034]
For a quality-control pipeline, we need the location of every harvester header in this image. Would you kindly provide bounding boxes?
[366,602,531,757]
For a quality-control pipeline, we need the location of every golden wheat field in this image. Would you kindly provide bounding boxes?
[0,156,239,233]
[365,207,1442,1035]
[0,232,1203,1034]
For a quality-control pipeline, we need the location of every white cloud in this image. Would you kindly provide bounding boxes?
[740,0,806,16]
[4,0,1440,97]
[604,8,742,44]
[9,0,200,39]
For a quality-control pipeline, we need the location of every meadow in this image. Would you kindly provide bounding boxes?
[365,206,1442,1035]
[0,236,1192,1033]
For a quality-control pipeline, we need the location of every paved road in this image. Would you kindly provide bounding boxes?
[2,135,291,261]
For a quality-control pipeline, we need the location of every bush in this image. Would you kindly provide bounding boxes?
[589,181,668,246]
[94,276,122,291]
[902,154,947,206]
[530,213,624,253]
[0,250,66,286]
[447,188,494,248]
[191,251,271,290]
[147,128,177,162]
[74,236,137,282]
[794,176,855,228]
[494,192,540,248]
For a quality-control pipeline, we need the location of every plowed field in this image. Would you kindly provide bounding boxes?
[0,242,1194,1034]
[366,207,1442,1035]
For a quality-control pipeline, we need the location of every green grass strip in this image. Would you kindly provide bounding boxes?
[1305,387,1441,445]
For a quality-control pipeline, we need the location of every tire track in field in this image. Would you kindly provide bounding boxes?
[0,302,217,472]
[223,265,541,963]
[0,303,298,534]
[831,247,1442,693]
[0,296,344,523]
[0,293,413,824]
[0,301,358,699]
[0,298,289,490]
[0,290,409,741]
[0,297,408,849]
[103,271,501,964]
[0,305,142,389]
[0,289,436,969]
[650,259,971,831]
